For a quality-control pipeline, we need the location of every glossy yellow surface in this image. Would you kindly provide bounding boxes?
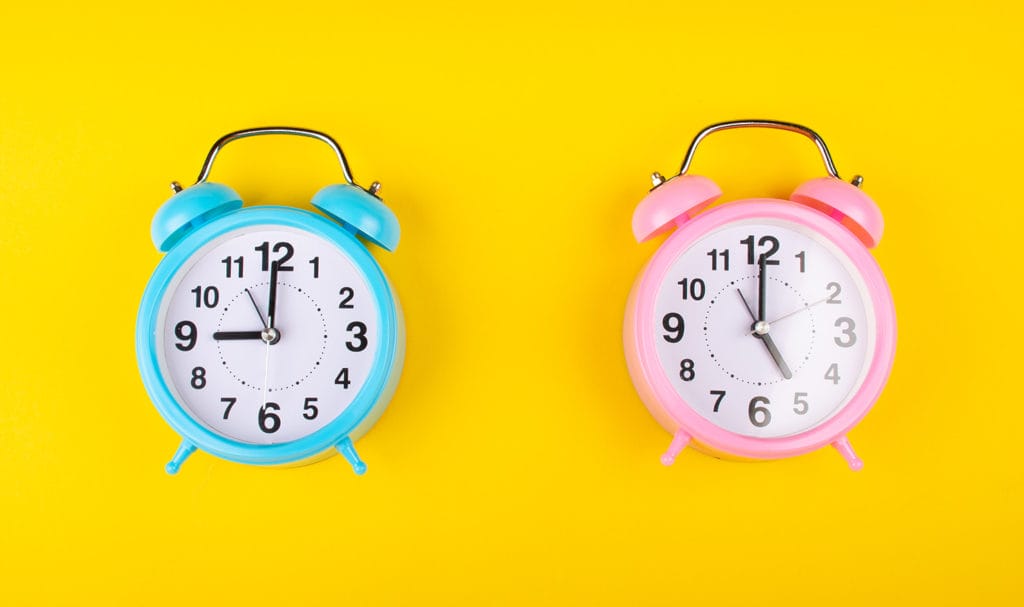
[1,2,1020,604]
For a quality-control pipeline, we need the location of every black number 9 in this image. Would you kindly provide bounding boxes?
[662,313,685,343]
[174,321,197,351]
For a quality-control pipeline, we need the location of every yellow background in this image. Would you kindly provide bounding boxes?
[1,1,1020,604]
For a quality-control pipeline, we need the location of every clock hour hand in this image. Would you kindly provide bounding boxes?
[759,333,793,379]
[213,330,264,340]
[736,288,793,380]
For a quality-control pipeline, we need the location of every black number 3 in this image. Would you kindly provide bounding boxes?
[346,321,368,352]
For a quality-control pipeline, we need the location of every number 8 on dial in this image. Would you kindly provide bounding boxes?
[136,128,404,475]
[623,121,896,470]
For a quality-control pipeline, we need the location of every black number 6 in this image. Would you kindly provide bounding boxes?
[259,402,281,433]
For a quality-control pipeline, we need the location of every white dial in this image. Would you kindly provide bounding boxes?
[156,226,380,444]
[653,219,875,438]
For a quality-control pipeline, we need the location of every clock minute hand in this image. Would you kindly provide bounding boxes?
[757,254,768,322]
[267,261,280,331]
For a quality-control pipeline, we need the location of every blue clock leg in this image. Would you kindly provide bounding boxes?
[661,429,691,466]
[165,441,197,475]
[831,435,864,471]
[336,437,368,475]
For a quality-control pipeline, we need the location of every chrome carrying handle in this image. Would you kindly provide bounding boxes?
[193,127,357,186]
[675,120,861,185]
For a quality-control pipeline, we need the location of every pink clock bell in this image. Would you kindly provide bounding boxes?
[623,120,896,470]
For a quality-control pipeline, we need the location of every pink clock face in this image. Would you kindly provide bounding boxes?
[651,218,876,438]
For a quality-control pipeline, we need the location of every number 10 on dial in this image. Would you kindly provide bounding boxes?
[623,121,896,470]
[137,128,404,475]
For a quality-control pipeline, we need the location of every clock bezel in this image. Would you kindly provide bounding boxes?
[137,206,401,466]
[625,199,896,460]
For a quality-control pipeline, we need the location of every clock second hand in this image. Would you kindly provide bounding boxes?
[260,338,271,413]
[749,296,829,335]
[737,288,794,380]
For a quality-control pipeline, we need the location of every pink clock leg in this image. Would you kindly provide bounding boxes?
[661,429,691,466]
[831,435,864,471]
[165,440,197,475]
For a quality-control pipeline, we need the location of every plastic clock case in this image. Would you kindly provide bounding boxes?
[136,127,404,476]
[623,120,896,471]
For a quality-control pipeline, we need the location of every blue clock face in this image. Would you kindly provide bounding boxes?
[155,225,381,444]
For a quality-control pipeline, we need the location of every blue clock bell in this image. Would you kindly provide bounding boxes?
[136,127,404,475]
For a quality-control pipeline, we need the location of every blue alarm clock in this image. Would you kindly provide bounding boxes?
[136,127,404,475]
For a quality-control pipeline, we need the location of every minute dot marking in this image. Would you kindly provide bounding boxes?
[217,281,329,392]
[701,275,815,386]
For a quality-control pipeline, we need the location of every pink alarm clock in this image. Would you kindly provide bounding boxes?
[623,120,895,470]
